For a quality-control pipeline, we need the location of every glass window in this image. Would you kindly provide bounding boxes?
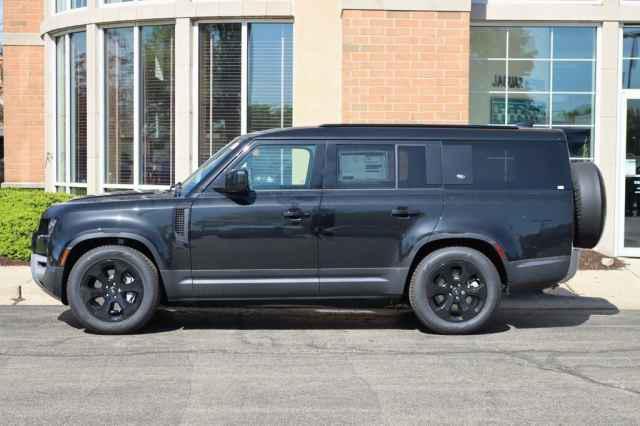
[470,26,597,161]
[507,94,549,125]
[105,27,134,185]
[623,27,640,89]
[237,145,316,190]
[198,22,294,166]
[55,0,86,12]
[398,145,427,188]
[471,28,507,59]
[443,145,473,185]
[247,23,293,133]
[140,26,175,186]
[336,145,395,189]
[70,32,87,184]
[104,25,175,189]
[552,94,593,126]
[624,27,640,59]
[508,27,550,59]
[470,60,506,92]
[56,37,66,183]
[554,27,595,59]
[508,60,550,92]
[55,32,87,193]
[198,24,242,166]
[553,62,594,92]
[470,93,506,125]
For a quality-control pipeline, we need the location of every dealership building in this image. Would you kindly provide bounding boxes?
[2,0,640,256]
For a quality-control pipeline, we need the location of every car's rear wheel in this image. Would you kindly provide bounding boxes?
[409,247,501,334]
[67,245,159,334]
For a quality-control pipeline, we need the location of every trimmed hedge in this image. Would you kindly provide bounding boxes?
[0,189,73,262]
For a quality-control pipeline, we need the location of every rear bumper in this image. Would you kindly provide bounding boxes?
[507,249,579,290]
[30,254,65,302]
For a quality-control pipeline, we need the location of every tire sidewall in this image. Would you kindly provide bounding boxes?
[67,246,159,334]
[410,247,501,334]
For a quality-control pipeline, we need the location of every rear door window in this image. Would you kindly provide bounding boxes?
[336,144,395,189]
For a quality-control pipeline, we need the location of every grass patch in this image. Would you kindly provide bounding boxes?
[0,189,73,262]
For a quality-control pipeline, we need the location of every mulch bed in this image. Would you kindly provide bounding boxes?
[579,249,626,270]
[0,256,28,266]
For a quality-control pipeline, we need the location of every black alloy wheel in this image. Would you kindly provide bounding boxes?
[67,246,159,334]
[409,247,501,334]
[81,259,144,322]
[427,261,487,322]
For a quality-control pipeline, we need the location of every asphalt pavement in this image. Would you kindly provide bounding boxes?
[1,304,639,425]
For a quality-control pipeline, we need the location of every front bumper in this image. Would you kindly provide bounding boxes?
[30,253,65,303]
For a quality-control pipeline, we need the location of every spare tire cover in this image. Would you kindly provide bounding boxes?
[571,162,606,249]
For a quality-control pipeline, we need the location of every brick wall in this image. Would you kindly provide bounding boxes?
[342,10,470,124]
[4,0,43,33]
[3,0,45,185]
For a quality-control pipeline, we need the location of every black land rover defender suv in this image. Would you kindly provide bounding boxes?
[31,125,606,334]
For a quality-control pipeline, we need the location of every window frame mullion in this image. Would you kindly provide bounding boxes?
[241,22,248,135]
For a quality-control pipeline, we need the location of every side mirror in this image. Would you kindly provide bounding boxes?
[225,169,250,194]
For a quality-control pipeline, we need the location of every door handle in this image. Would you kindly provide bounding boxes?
[283,208,310,222]
[391,207,420,218]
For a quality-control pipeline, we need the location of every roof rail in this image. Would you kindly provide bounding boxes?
[319,123,520,130]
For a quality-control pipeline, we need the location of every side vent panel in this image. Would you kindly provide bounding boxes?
[174,207,189,244]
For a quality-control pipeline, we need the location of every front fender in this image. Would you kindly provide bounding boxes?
[47,202,178,269]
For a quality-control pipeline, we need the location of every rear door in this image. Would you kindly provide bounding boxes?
[317,141,443,297]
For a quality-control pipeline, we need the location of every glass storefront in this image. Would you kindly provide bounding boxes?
[198,22,293,166]
[623,27,640,89]
[470,26,597,161]
[104,25,175,187]
[55,32,87,193]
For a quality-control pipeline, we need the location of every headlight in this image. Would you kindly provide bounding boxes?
[47,218,58,235]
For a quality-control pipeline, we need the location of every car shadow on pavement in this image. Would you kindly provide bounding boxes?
[57,291,620,335]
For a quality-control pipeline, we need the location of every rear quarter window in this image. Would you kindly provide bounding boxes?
[444,140,571,190]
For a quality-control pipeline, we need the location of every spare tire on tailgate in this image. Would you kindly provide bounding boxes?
[571,162,606,249]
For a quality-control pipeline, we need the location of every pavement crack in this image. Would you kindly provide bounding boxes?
[505,351,640,398]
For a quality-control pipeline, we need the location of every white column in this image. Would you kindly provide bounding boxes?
[174,17,193,182]
[86,23,101,194]
[595,21,621,256]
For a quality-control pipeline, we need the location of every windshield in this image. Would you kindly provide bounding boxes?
[180,138,242,195]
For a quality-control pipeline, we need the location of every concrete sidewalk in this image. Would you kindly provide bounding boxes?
[2,261,640,309]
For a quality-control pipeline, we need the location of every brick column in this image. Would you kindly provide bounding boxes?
[2,0,45,188]
[342,10,470,124]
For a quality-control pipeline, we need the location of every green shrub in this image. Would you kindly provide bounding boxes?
[0,189,73,262]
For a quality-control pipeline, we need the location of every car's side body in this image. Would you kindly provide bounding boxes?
[32,125,576,306]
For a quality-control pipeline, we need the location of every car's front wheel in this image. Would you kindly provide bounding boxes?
[409,247,501,334]
[67,245,160,334]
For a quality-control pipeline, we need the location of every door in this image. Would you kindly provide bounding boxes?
[317,141,444,297]
[190,142,323,298]
[622,97,640,255]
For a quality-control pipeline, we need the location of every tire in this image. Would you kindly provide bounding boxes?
[67,245,160,334]
[571,162,606,249]
[409,247,501,335]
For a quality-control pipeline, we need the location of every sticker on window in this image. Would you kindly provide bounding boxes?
[339,151,390,184]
